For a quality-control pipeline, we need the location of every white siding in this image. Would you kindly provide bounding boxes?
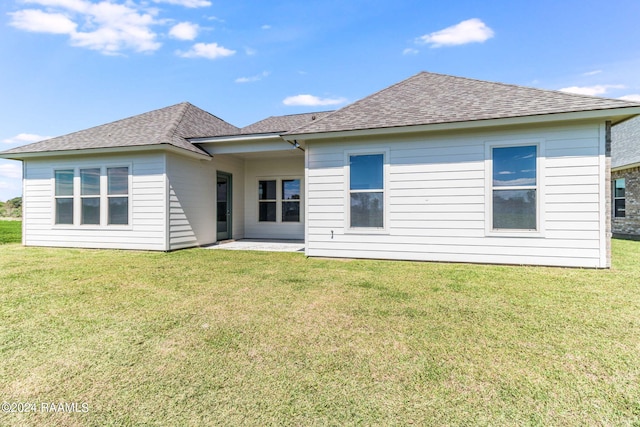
[305,122,609,268]
[166,153,216,250]
[244,157,304,239]
[23,153,167,250]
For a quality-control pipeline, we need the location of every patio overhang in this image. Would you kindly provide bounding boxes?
[190,133,304,159]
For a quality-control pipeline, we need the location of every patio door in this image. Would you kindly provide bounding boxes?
[217,172,232,241]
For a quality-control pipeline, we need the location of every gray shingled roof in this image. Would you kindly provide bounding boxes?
[612,116,640,169]
[0,102,239,156]
[239,111,334,134]
[289,72,640,135]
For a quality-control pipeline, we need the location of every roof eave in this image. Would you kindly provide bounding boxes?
[284,107,640,141]
[189,133,282,144]
[0,143,211,161]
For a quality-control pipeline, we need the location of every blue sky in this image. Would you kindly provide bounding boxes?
[1,0,639,201]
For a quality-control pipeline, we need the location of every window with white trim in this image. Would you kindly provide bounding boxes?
[349,153,384,228]
[54,166,130,226]
[54,169,74,225]
[492,145,537,230]
[258,178,301,223]
[614,178,626,218]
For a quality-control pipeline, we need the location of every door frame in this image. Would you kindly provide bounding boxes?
[216,171,232,241]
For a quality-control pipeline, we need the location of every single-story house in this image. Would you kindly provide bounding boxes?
[612,116,640,239]
[2,72,640,268]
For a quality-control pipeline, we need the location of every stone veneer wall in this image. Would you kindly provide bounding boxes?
[612,166,640,239]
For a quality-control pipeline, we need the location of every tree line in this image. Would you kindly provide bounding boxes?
[0,197,22,218]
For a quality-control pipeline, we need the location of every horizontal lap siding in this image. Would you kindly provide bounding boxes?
[305,123,605,267]
[23,153,167,250]
[166,153,216,250]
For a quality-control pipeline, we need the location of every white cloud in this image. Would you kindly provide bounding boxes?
[235,71,270,83]
[9,9,77,34]
[261,24,271,30]
[583,70,602,76]
[2,133,52,144]
[403,48,419,55]
[283,94,347,107]
[619,94,640,102]
[169,22,199,40]
[177,42,235,59]
[0,164,22,179]
[559,84,625,96]
[152,0,212,7]
[10,0,162,55]
[417,18,494,48]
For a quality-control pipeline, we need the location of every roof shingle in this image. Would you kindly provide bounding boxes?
[239,111,334,135]
[1,102,239,156]
[288,72,640,135]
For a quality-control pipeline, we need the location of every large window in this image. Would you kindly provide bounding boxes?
[492,145,537,230]
[258,178,301,223]
[54,166,129,226]
[349,153,384,228]
[614,178,626,218]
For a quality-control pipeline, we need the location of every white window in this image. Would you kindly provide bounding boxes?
[54,170,74,225]
[53,166,130,227]
[491,145,538,231]
[614,178,626,218]
[348,152,385,229]
[258,178,301,223]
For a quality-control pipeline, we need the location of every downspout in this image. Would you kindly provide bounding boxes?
[605,120,612,268]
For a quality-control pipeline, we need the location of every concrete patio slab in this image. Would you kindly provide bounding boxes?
[203,239,305,252]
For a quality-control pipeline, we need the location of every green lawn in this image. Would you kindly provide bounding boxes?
[0,238,639,426]
[0,220,21,244]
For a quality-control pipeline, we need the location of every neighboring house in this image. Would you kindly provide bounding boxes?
[2,72,639,268]
[612,116,640,239]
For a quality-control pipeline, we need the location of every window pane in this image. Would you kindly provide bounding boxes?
[81,168,100,195]
[350,154,383,190]
[282,201,300,222]
[493,190,536,230]
[283,179,300,200]
[259,201,276,221]
[109,197,128,225]
[350,192,383,228]
[493,146,536,187]
[615,199,626,218]
[55,170,74,196]
[615,178,625,198]
[81,197,100,225]
[258,180,276,200]
[108,167,128,195]
[55,198,73,224]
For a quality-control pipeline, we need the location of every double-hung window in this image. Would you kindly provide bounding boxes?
[54,166,130,226]
[258,178,301,223]
[349,153,384,229]
[80,168,101,225]
[491,145,538,231]
[54,170,74,225]
[108,167,129,225]
[614,178,626,218]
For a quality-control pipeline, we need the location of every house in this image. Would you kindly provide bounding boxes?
[2,72,640,268]
[611,116,640,239]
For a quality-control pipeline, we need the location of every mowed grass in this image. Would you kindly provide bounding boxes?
[0,240,639,426]
[0,220,21,244]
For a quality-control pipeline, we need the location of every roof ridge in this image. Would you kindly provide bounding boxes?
[286,71,427,135]
[421,71,640,105]
[166,102,191,142]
